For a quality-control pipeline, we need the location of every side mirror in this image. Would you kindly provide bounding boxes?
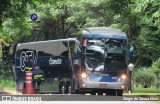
[128,63,134,71]
[129,46,134,57]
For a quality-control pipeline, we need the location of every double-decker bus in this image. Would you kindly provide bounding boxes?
[15,38,81,94]
[77,27,134,96]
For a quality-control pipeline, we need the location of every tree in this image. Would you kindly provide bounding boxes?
[131,0,160,66]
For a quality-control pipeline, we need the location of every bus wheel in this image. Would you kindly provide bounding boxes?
[59,81,65,94]
[66,81,72,94]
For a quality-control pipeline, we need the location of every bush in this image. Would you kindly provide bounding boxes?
[150,58,160,73]
[150,58,160,86]
[135,68,157,88]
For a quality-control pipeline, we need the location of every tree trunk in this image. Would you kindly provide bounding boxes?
[144,85,148,88]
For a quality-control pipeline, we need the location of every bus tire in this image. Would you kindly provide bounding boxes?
[59,81,65,94]
[65,81,72,94]
[59,81,62,94]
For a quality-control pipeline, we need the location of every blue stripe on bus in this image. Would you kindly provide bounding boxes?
[83,34,127,39]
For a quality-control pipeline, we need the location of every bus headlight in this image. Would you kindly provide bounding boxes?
[81,73,87,78]
[121,85,125,89]
[121,74,126,80]
[117,74,127,82]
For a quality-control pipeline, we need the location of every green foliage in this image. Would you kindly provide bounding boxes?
[150,58,160,73]
[0,60,13,78]
[135,68,157,88]
[0,0,36,42]
[0,78,16,88]
[150,58,160,85]
[132,0,160,66]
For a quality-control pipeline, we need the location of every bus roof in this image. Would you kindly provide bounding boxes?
[16,38,80,54]
[17,38,78,46]
[16,38,79,49]
[82,27,127,39]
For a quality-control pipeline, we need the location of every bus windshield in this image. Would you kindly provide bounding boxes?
[84,38,127,72]
[104,39,126,72]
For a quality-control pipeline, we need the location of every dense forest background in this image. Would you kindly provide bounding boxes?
[0,0,160,86]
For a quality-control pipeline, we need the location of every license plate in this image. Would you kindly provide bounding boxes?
[99,84,107,87]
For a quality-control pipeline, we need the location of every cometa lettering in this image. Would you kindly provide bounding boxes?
[49,58,62,65]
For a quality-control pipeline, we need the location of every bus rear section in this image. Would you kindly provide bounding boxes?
[78,27,131,96]
[15,38,80,94]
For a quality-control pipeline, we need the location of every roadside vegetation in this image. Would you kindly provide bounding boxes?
[134,58,160,90]
[0,78,15,89]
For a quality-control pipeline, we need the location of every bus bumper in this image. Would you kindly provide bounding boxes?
[79,79,128,91]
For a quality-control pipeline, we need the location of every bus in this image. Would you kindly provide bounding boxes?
[15,38,81,94]
[77,27,134,96]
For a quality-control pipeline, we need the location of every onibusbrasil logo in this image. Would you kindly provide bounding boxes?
[2,96,42,101]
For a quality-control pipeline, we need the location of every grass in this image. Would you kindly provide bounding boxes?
[124,87,160,96]
[0,78,16,89]
[134,87,160,93]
